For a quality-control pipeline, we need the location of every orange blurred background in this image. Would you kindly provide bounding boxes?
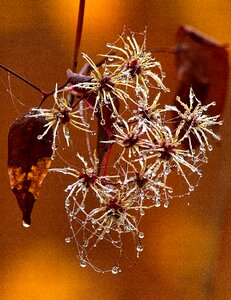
[1,0,231,299]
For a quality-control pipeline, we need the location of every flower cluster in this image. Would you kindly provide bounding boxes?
[33,29,222,273]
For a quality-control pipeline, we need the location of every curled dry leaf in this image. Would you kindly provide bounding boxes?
[8,112,53,227]
[175,25,229,115]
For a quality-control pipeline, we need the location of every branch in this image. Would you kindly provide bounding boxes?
[0,64,44,94]
[72,0,86,73]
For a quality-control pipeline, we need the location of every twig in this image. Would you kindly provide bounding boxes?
[72,0,86,73]
[0,63,69,108]
[0,64,44,94]
[68,0,86,106]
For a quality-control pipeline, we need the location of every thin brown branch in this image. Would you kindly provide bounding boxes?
[0,64,44,94]
[72,0,86,73]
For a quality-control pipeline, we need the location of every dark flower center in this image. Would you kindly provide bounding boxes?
[79,173,97,187]
[59,110,71,124]
[160,141,175,160]
[106,198,124,218]
[127,59,142,77]
[100,77,114,92]
[136,172,148,188]
[123,133,139,148]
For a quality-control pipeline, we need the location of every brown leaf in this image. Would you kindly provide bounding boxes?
[8,112,53,227]
[175,25,229,115]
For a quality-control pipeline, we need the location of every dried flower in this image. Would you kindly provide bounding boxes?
[165,88,223,152]
[143,123,201,192]
[70,53,135,124]
[32,85,93,158]
[50,151,117,208]
[101,29,169,97]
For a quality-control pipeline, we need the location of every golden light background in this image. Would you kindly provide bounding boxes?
[1,0,231,299]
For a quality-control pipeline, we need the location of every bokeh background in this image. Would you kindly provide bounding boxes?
[1,0,231,299]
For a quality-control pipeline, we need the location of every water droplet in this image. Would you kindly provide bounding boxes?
[65,199,71,207]
[189,185,194,192]
[65,237,71,243]
[91,131,96,136]
[108,57,114,62]
[155,201,161,207]
[140,210,145,216]
[164,202,169,208]
[65,128,70,137]
[204,157,208,163]
[208,145,213,151]
[136,243,144,252]
[168,187,173,193]
[83,239,89,247]
[22,220,30,228]
[37,135,43,140]
[111,112,117,118]
[104,69,110,76]
[95,158,100,164]
[111,266,119,274]
[69,212,74,218]
[100,119,106,126]
[139,232,145,239]
[197,171,202,177]
[80,259,87,268]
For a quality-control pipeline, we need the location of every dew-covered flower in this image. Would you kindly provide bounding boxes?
[165,88,223,152]
[50,151,117,209]
[32,85,93,158]
[70,53,135,124]
[86,185,139,235]
[145,124,201,192]
[123,158,172,208]
[62,174,146,273]
[103,117,153,162]
[101,29,169,97]
[75,180,145,271]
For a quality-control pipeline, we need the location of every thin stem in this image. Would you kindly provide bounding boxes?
[68,0,86,105]
[0,63,69,108]
[103,143,112,176]
[0,63,44,94]
[72,0,86,73]
[37,80,69,108]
